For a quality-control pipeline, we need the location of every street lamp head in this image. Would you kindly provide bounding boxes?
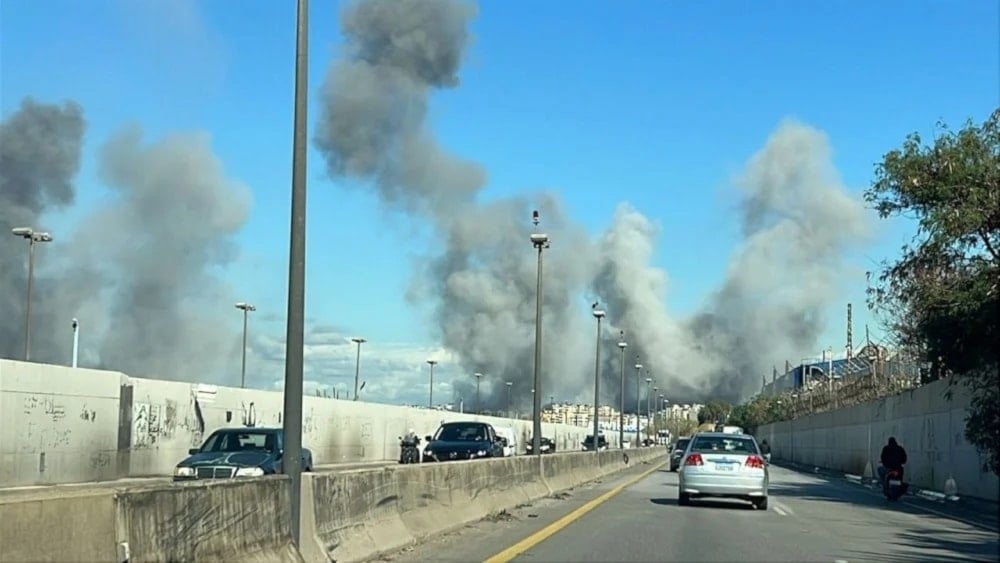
[645,377,652,383]
[635,363,643,370]
[427,360,438,366]
[617,340,627,349]
[351,337,366,344]
[235,302,256,312]
[591,309,606,319]
[530,233,549,245]
[505,381,512,387]
[474,372,483,378]
[33,232,53,242]
[11,227,32,237]
[72,318,79,329]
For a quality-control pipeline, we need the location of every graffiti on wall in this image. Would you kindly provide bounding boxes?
[132,398,179,449]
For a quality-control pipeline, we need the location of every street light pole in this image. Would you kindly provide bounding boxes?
[645,376,652,444]
[351,337,366,400]
[591,303,605,453]
[474,372,484,414]
[634,360,642,447]
[652,385,659,442]
[71,318,80,368]
[617,332,627,449]
[530,210,549,457]
[12,227,53,361]
[281,0,309,547]
[426,360,438,408]
[505,381,513,418]
[235,302,256,388]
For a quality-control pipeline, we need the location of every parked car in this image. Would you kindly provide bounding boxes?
[525,437,556,454]
[423,421,504,462]
[669,437,692,471]
[173,426,313,481]
[494,425,519,456]
[677,432,769,509]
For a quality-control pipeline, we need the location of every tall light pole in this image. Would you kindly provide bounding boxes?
[351,337,366,400]
[281,0,309,547]
[474,372,484,414]
[426,360,438,408]
[505,381,513,418]
[652,385,659,442]
[591,303,605,453]
[617,332,627,449]
[71,318,80,368]
[235,302,256,388]
[634,360,642,447]
[12,227,53,361]
[645,376,653,443]
[530,210,550,456]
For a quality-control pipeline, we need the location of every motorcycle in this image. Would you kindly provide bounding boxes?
[883,467,907,500]
[398,435,422,464]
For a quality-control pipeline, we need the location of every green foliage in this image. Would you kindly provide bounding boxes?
[663,417,697,438]
[728,394,788,434]
[697,399,732,425]
[865,108,1000,476]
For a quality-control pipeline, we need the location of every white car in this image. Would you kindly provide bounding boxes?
[678,432,769,510]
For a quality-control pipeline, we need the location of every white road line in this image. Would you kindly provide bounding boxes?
[834,559,849,563]
[773,504,788,516]
[773,500,795,515]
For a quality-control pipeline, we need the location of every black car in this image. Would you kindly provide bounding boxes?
[669,437,692,471]
[525,437,556,454]
[423,421,504,462]
[173,427,314,481]
[582,434,609,451]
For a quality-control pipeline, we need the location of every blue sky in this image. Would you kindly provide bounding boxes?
[2,0,997,401]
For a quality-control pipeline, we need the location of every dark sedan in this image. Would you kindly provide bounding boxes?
[173,427,313,481]
[669,437,692,471]
[423,421,504,462]
[526,437,556,454]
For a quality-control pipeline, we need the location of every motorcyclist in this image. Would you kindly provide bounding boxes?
[759,439,772,463]
[399,428,421,463]
[879,437,908,489]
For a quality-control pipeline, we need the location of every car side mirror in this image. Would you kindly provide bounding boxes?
[425,435,433,442]
[188,448,199,455]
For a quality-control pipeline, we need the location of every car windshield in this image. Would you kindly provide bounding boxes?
[200,431,277,453]
[435,424,487,441]
[690,435,758,454]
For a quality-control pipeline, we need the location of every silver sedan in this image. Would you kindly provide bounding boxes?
[677,432,769,509]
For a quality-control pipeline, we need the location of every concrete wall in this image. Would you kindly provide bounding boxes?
[759,378,999,502]
[1,360,600,487]
[300,447,666,563]
[0,489,118,562]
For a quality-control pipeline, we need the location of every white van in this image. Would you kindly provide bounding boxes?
[493,426,518,456]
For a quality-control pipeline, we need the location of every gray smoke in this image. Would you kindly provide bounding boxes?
[0,98,85,362]
[2,98,251,383]
[316,0,872,407]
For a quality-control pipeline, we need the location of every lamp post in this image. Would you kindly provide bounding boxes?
[645,376,652,444]
[634,360,642,447]
[71,318,80,368]
[280,0,309,547]
[617,332,627,449]
[505,381,513,418]
[350,337,366,400]
[235,302,256,388]
[426,360,438,408]
[474,372,484,414]
[530,210,550,456]
[652,385,659,442]
[12,227,53,361]
[591,303,605,453]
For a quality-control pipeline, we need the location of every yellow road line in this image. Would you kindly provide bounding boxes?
[483,460,667,563]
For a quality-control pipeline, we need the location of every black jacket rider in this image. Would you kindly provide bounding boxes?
[880,437,907,471]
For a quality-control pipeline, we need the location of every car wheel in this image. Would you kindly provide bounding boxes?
[678,493,691,506]
[753,497,768,510]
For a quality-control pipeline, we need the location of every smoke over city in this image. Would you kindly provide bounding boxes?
[315,0,872,409]
[0,100,250,382]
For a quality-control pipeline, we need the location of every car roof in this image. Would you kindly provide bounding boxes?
[441,420,489,426]
[692,431,755,439]
[213,427,281,433]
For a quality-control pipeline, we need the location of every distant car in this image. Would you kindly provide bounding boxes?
[669,437,692,471]
[423,421,504,462]
[677,432,769,510]
[582,434,609,451]
[173,426,313,481]
[525,437,556,454]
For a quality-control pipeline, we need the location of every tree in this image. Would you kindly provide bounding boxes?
[697,399,732,425]
[865,108,1000,476]
[728,394,787,435]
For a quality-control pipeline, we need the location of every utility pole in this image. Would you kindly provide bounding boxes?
[474,372,484,414]
[591,303,605,453]
[617,332,627,450]
[426,360,438,408]
[235,302,256,388]
[634,359,642,447]
[351,337,366,400]
[530,210,549,456]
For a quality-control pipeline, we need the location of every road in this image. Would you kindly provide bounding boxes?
[0,460,394,502]
[388,460,999,563]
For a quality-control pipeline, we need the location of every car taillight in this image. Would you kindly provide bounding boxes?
[684,453,704,466]
[745,455,765,469]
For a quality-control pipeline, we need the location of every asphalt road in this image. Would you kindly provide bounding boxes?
[387,461,999,563]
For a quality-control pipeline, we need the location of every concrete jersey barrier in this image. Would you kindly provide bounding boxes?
[300,447,666,563]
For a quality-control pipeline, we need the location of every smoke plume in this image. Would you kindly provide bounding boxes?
[0,98,85,362]
[314,0,872,408]
[1,98,251,383]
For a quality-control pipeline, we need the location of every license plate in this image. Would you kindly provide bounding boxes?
[889,479,901,486]
[715,463,735,471]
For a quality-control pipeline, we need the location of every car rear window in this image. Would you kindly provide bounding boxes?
[674,439,690,450]
[691,435,758,454]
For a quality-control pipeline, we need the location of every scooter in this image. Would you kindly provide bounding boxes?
[883,467,908,500]
[398,436,421,464]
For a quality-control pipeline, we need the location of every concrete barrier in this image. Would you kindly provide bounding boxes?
[1,476,300,563]
[300,447,666,563]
